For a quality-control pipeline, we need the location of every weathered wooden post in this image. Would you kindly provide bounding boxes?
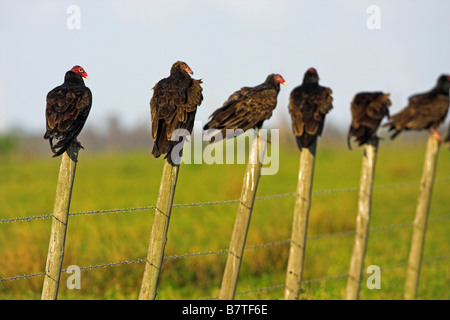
[404,136,440,300]
[284,139,317,300]
[219,132,267,300]
[41,141,80,300]
[139,161,180,300]
[345,136,379,300]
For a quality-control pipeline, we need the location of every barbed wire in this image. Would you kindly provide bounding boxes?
[0,271,46,283]
[8,254,449,299]
[2,214,449,284]
[0,239,289,283]
[1,176,448,299]
[204,254,450,300]
[2,176,449,225]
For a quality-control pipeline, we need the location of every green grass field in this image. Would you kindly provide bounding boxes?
[1,139,449,300]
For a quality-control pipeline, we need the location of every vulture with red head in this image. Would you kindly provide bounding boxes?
[288,68,333,150]
[44,65,92,157]
[150,61,203,165]
[203,74,286,141]
[383,75,450,140]
[347,92,392,148]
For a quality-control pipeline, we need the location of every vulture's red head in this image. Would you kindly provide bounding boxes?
[303,67,319,84]
[70,65,89,80]
[172,61,193,76]
[273,74,287,86]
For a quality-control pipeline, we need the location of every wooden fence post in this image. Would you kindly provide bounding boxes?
[284,139,317,300]
[345,136,379,300]
[41,141,80,300]
[139,161,180,300]
[219,132,267,300]
[404,136,440,300]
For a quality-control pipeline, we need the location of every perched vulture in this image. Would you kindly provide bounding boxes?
[347,92,392,148]
[383,74,450,140]
[150,61,203,165]
[288,68,333,150]
[44,65,92,157]
[203,74,286,140]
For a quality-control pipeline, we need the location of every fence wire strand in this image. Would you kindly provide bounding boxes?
[2,176,450,225]
[1,175,449,300]
[2,214,449,284]
[204,254,450,300]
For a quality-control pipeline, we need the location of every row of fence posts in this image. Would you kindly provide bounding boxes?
[40,134,442,300]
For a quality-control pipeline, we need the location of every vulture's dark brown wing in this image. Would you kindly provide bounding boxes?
[203,73,286,141]
[203,84,278,140]
[383,93,449,138]
[347,92,391,148]
[150,76,203,164]
[288,85,333,149]
[44,85,92,157]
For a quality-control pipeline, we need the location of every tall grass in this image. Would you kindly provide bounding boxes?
[0,140,449,299]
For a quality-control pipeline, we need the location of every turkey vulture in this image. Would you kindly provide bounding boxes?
[347,92,392,149]
[383,74,450,140]
[288,68,333,150]
[150,61,203,165]
[44,65,92,157]
[203,74,286,141]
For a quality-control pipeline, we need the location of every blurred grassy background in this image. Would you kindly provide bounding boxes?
[0,131,449,300]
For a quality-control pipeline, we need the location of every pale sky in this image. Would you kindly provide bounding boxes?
[0,0,449,134]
